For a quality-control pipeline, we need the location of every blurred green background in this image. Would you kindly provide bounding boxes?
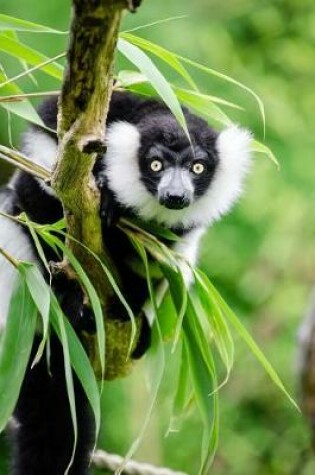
[1,0,315,473]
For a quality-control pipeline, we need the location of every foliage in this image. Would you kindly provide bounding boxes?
[1,1,314,474]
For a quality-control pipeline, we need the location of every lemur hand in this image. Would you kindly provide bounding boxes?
[99,184,121,228]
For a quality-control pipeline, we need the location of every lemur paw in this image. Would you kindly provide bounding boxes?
[100,185,121,228]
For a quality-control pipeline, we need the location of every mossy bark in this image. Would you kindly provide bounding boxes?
[51,0,143,379]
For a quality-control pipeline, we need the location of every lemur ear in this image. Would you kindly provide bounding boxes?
[201,125,252,222]
[216,125,252,177]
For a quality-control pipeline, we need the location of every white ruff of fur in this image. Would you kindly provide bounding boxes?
[21,129,58,196]
[0,215,37,330]
[104,122,252,229]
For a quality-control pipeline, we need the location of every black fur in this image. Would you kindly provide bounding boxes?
[6,91,219,474]
[11,335,93,475]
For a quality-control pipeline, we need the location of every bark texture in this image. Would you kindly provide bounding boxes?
[51,0,142,379]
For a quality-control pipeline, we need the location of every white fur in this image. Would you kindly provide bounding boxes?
[103,122,252,229]
[0,215,37,330]
[22,129,58,196]
[22,129,57,171]
[173,227,205,286]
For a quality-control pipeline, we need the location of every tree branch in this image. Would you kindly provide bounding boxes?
[51,0,143,379]
[92,449,188,475]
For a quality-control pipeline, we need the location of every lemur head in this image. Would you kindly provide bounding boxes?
[104,102,252,229]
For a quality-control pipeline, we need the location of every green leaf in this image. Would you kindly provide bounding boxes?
[24,215,51,276]
[18,262,50,364]
[0,33,64,80]
[176,54,266,136]
[119,241,165,473]
[49,293,77,474]
[121,217,178,242]
[121,32,265,135]
[116,70,147,88]
[0,276,37,432]
[196,270,299,411]
[0,71,45,127]
[117,37,189,137]
[194,272,234,380]
[121,33,197,91]
[173,86,234,126]
[170,341,191,427]
[123,15,189,34]
[0,53,65,90]
[42,228,138,357]
[252,139,279,168]
[42,234,105,379]
[3,30,38,87]
[183,300,219,474]
[160,263,187,351]
[49,294,101,444]
[0,14,67,34]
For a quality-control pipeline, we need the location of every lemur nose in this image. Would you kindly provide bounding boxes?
[160,193,190,210]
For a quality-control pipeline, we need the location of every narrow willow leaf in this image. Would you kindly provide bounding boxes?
[119,241,165,474]
[0,71,45,127]
[160,263,187,351]
[49,293,78,474]
[0,34,64,80]
[18,262,50,364]
[173,86,243,111]
[194,272,234,379]
[169,341,191,429]
[116,70,147,88]
[0,91,59,102]
[183,302,219,475]
[3,30,38,87]
[121,33,265,135]
[196,270,299,411]
[24,214,51,277]
[123,15,189,34]
[176,54,266,136]
[0,53,65,90]
[121,33,197,91]
[121,226,177,271]
[0,14,67,34]
[117,38,189,137]
[155,290,178,339]
[42,234,105,379]
[173,86,232,126]
[252,139,279,168]
[121,217,178,242]
[42,227,137,355]
[49,294,101,443]
[0,276,37,432]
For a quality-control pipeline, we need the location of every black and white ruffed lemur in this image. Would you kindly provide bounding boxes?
[0,91,252,474]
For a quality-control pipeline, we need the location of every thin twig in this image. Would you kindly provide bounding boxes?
[0,90,60,103]
[0,145,51,180]
[0,246,19,268]
[0,53,65,89]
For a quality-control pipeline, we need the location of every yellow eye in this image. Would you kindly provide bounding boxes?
[150,160,163,172]
[192,163,205,175]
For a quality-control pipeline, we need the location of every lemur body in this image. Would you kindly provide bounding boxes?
[0,91,251,474]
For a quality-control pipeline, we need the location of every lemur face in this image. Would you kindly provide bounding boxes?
[137,118,218,210]
[104,112,251,229]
